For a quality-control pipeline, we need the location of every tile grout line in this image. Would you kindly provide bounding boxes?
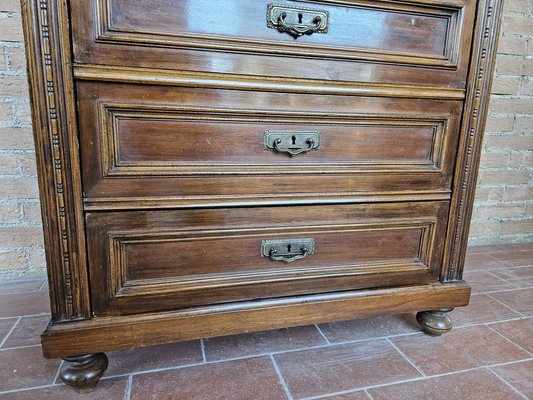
[0,343,41,352]
[473,285,533,295]
[0,313,50,321]
[0,383,62,396]
[0,290,47,297]
[200,338,207,363]
[485,324,533,356]
[486,253,515,267]
[455,316,532,330]
[52,360,63,385]
[314,324,331,344]
[269,354,294,400]
[101,332,426,380]
[386,338,426,377]
[2,355,533,397]
[102,329,430,380]
[298,357,533,400]
[124,375,133,400]
[101,319,533,381]
[486,293,528,317]
[485,270,522,289]
[0,281,47,296]
[364,389,375,399]
[0,316,20,348]
[487,368,529,400]
[102,361,205,381]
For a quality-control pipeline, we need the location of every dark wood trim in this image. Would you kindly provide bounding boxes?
[21,0,90,321]
[73,64,466,100]
[83,191,452,211]
[42,282,471,358]
[442,0,504,281]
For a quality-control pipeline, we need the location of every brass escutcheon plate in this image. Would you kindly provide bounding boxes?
[267,4,329,38]
[264,131,321,156]
[261,238,315,263]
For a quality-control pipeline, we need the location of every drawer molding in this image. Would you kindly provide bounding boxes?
[75,64,466,100]
[99,102,449,176]
[83,191,452,211]
[97,216,440,314]
[94,0,465,69]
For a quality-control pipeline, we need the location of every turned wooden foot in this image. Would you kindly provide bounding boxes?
[416,308,454,336]
[60,353,108,393]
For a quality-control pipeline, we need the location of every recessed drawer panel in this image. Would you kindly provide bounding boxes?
[71,0,476,87]
[87,201,449,316]
[78,82,462,207]
[105,106,444,173]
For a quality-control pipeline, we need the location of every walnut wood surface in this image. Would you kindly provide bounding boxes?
[70,0,476,87]
[59,353,109,392]
[21,0,503,382]
[443,0,504,281]
[416,308,454,335]
[77,81,463,203]
[42,282,471,358]
[20,0,90,321]
[86,202,449,316]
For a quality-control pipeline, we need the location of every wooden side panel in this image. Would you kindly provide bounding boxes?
[442,0,504,281]
[21,0,90,321]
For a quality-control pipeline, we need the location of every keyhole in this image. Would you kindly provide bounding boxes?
[292,135,297,145]
[298,13,303,23]
[287,244,292,253]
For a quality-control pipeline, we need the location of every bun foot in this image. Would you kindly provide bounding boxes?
[416,308,454,336]
[60,353,108,392]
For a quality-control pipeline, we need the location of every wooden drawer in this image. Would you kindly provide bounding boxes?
[87,201,449,316]
[71,0,476,88]
[79,81,462,208]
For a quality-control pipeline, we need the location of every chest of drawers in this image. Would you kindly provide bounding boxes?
[21,0,503,391]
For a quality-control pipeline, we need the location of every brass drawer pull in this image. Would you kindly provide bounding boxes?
[261,238,315,263]
[264,131,320,156]
[267,4,329,39]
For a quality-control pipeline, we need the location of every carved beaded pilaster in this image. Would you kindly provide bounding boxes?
[37,0,74,316]
[22,0,90,320]
[444,0,504,281]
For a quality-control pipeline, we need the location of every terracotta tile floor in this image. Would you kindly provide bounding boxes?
[0,243,531,400]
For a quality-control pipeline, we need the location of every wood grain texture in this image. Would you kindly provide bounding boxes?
[73,64,466,100]
[77,82,462,204]
[41,282,471,358]
[102,0,455,64]
[442,0,504,281]
[20,0,90,321]
[100,102,448,175]
[21,0,503,377]
[69,0,476,87]
[86,202,449,316]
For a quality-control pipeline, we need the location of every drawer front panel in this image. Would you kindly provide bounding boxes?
[104,103,446,174]
[87,201,449,316]
[71,0,475,87]
[104,0,451,63]
[79,82,462,206]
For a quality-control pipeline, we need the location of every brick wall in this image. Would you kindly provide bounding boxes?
[469,0,533,244]
[1,2,46,279]
[0,1,532,278]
